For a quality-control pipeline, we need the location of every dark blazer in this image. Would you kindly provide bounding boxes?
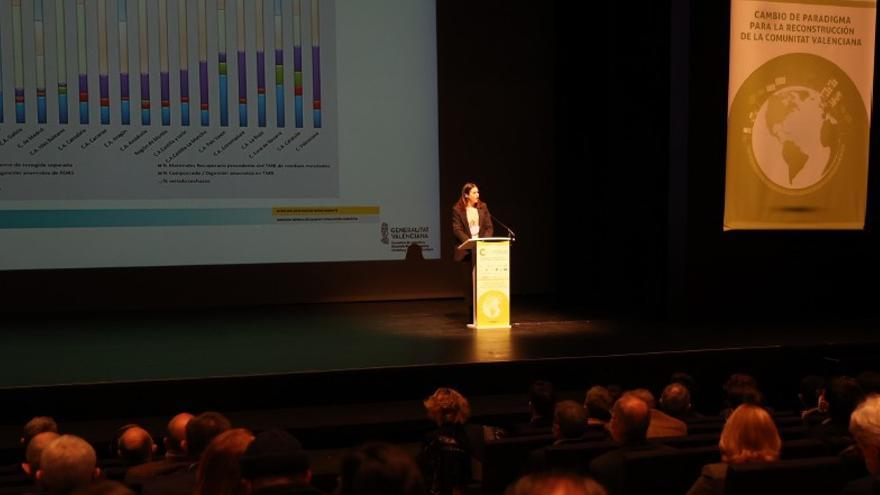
[451,202,494,262]
[589,442,677,495]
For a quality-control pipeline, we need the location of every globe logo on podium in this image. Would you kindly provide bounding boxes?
[478,290,508,323]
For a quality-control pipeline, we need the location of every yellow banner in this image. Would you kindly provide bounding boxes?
[475,240,510,329]
[723,0,876,229]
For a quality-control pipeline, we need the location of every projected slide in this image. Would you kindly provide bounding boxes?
[0,0,440,269]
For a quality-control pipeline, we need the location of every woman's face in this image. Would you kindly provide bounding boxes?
[466,187,480,205]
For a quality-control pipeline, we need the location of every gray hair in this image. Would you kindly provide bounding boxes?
[39,435,96,494]
[851,395,880,450]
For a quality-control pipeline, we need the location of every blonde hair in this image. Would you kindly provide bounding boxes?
[719,404,781,464]
[194,428,254,495]
[424,388,471,425]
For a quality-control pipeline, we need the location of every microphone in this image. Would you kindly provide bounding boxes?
[489,213,516,242]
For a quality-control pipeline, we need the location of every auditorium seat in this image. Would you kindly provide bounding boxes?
[482,434,554,495]
[543,440,616,475]
[724,456,848,495]
[621,445,719,495]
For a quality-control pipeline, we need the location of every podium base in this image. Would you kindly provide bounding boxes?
[467,323,512,330]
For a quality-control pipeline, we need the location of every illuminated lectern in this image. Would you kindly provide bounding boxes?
[457,237,512,329]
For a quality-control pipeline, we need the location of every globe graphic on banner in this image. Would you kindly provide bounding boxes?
[751,86,839,190]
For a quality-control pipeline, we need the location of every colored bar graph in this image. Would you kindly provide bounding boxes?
[118,0,130,125]
[77,0,89,124]
[98,0,110,124]
[273,0,284,127]
[12,0,25,123]
[217,0,228,126]
[255,0,266,127]
[34,0,47,124]
[0,0,331,131]
[0,22,4,123]
[139,0,150,125]
[293,0,303,128]
[311,0,321,128]
[55,0,68,124]
[159,0,170,126]
[178,0,189,126]
[236,0,247,126]
[197,0,208,126]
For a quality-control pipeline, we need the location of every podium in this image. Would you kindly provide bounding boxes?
[457,237,512,329]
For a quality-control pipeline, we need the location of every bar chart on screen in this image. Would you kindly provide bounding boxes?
[0,0,337,201]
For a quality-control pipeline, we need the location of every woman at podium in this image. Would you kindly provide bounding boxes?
[452,183,494,321]
[451,183,494,262]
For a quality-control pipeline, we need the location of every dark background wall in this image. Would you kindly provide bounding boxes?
[1,0,878,319]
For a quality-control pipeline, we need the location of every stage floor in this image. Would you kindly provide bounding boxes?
[2,296,880,389]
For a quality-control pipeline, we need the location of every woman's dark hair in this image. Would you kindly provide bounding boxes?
[455,183,479,211]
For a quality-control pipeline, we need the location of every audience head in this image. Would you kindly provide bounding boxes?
[240,429,311,489]
[660,383,691,417]
[165,412,194,457]
[423,388,470,426]
[194,428,254,495]
[22,416,59,445]
[185,412,232,460]
[553,401,587,440]
[23,431,60,478]
[824,376,866,426]
[36,435,99,495]
[723,375,763,409]
[338,443,425,495]
[609,394,650,445]
[799,375,825,409]
[70,480,135,495]
[505,472,607,495]
[627,389,656,409]
[719,404,781,464]
[116,425,155,465]
[670,372,697,393]
[584,386,613,422]
[850,395,880,475]
[528,380,557,421]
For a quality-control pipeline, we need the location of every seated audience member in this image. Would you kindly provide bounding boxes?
[584,386,613,426]
[686,403,781,495]
[720,374,764,419]
[670,371,697,395]
[37,435,101,495]
[526,400,589,472]
[628,388,687,438]
[141,411,231,495]
[606,385,623,404]
[124,412,193,484]
[660,382,702,421]
[589,394,674,495]
[420,388,473,495]
[116,425,155,466]
[71,480,135,495]
[512,380,557,436]
[506,472,607,495]
[798,375,827,426]
[22,431,60,479]
[194,428,254,495]
[240,429,322,495]
[339,443,425,495]
[842,395,880,494]
[810,376,865,449]
[22,416,59,446]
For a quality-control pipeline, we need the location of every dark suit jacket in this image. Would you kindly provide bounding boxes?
[451,203,494,262]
